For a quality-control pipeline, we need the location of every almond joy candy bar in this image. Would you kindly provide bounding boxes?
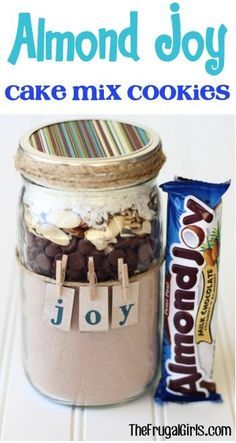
[155,178,230,402]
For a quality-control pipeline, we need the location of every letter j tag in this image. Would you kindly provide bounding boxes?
[112,281,139,329]
[43,283,75,331]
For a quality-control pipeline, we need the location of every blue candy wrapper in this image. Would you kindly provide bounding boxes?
[155,178,230,403]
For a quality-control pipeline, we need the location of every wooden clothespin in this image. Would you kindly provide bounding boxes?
[118,258,130,303]
[87,256,97,300]
[56,254,68,299]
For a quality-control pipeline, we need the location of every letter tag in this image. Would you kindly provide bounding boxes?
[79,286,109,332]
[111,281,139,329]
[43,283,75,331]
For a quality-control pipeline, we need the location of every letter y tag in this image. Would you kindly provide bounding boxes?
[112,281,139,329]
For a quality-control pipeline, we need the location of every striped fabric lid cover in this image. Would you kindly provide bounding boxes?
[29,120,150,159]
[16,119,165,190]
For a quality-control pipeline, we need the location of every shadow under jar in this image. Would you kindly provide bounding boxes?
[16,119,166,406]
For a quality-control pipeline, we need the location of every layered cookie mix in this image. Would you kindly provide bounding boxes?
[20,180,161,282]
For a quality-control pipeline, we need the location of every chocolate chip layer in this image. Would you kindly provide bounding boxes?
[23,222,159,282]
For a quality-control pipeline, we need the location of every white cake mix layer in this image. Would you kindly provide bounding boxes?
[23,180,157,228]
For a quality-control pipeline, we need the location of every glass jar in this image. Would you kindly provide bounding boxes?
[16,119,166,406]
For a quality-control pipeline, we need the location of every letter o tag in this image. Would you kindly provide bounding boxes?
[79,286,109,332]
[85,310,101,325]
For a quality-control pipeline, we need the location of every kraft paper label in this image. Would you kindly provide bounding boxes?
[195,264,218,344]
[111,281,139,329]
[44,283,75,331]
[79,286,109,332]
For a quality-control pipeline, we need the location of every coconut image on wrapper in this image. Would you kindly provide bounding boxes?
[15,119,166,406]
[181,225,205,249]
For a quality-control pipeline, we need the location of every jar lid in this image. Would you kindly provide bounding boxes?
[16,119,166,190]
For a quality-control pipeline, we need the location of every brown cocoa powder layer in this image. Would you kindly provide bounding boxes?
[21,267,159,405]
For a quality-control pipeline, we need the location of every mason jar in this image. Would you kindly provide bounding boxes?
[16,119,166,406]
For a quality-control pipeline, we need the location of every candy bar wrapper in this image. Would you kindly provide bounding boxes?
[155,178,230,403]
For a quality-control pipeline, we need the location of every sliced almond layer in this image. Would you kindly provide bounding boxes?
[45,210,81,229]
[64,227,85,238]
[37,223,71,246]
[106,216,125,239]
[141,220,152,234]
[85,228,108,250]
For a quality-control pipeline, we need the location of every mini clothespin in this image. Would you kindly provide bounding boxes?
[56,254,68,299]
[118,258,130,303]
[87,256,97,300]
